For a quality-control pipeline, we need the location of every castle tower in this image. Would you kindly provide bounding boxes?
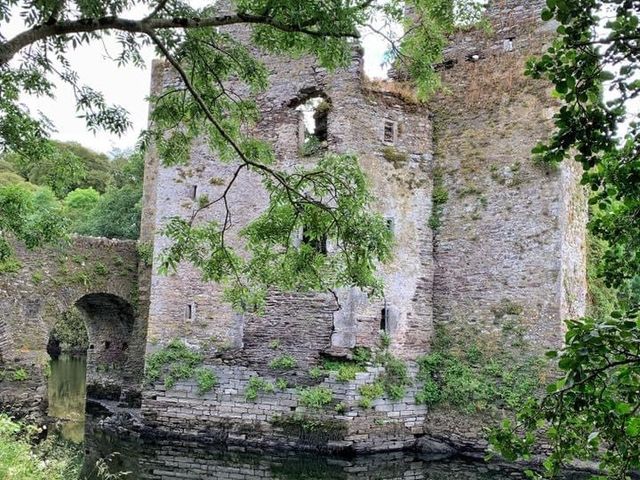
[430,0,587,351]
[140,44,435,370]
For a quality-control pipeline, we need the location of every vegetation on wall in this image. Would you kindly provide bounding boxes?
[428,167,448,230]
[144,339,205,390]
[415,334,545,413]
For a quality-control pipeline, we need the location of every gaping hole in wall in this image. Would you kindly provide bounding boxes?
[293,91,331,156]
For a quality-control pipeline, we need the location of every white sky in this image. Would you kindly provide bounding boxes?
[4,4,393,155]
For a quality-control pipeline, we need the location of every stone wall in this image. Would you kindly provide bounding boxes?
[430,0,586,352]
[142,362,427,453]
[133,0,588,455]
[142,47,434,368]
[0,236,143,416]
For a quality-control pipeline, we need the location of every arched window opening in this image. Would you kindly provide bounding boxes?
[295,94,331,156]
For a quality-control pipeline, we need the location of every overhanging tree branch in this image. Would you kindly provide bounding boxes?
[0,12,359,67]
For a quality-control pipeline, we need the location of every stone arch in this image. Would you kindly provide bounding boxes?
[74,293,136,400]
[0,237,144,417]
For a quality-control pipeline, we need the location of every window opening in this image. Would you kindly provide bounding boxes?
[122,342,129,351]
[380,307,389,332]
[296,96,330,156]
[386,217,395,233]
[104,341,111,350]
[190,185,198,200]
[383,120,396,144]
[185,303,195,321]
[503,37,514,52]
[302,227,328,254]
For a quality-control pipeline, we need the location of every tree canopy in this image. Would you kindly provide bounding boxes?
[0,0,468,304]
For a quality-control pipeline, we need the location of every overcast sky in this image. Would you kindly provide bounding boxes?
[5,6,393,155]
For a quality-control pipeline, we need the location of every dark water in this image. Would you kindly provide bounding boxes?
[48,356,590,480]
[48,353,87,443]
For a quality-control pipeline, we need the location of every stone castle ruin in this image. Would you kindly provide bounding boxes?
[0,0,587,454]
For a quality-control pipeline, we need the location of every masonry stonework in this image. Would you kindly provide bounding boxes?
[0,237,142,417]
[0,0,588,456]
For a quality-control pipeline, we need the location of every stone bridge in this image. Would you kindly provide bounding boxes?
[0,236,146,417]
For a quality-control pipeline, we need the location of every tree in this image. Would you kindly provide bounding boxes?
[0,0,467,303]
[63,187,100,231]
[489,1,640,477]
[0,184,67,270]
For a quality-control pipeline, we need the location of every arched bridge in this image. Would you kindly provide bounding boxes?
[0,236,146,416]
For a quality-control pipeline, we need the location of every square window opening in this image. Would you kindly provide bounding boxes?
[383,121,397,144]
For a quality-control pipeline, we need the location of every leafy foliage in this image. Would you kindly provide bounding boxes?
[0,0,466,299]
[144,339,204,389]
[159,154,393,310]
[194,367,218,395]
[245,376,275,401]
[0,183,67,266]
[49,308,89,353]
[0,414,82,480]
[268,354,298,371]
[298,386,334,410]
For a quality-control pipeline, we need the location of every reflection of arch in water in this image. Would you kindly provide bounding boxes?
[74,293,135,400]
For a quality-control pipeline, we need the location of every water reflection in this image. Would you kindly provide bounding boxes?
[48,353,592,480]
[48,353,86,443]
[81,417,592,480]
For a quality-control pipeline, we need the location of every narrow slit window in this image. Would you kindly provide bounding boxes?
[380,308,389,332]
[383,120,396,144]
[190,185,198,200]
[185,303,194,321]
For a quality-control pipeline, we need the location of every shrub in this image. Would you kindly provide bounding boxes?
[299,386,333,409]
[415,378,441,406]
[144,339,204,389]
[12,368,29,381]
[275,378,288,390]
[245,376,275,401]
[195,367,218,395]
[358,382,385,409]
[0,414,82,479]
[269,354,298,370]
[321,359,364,382]
[378,353,410,400]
